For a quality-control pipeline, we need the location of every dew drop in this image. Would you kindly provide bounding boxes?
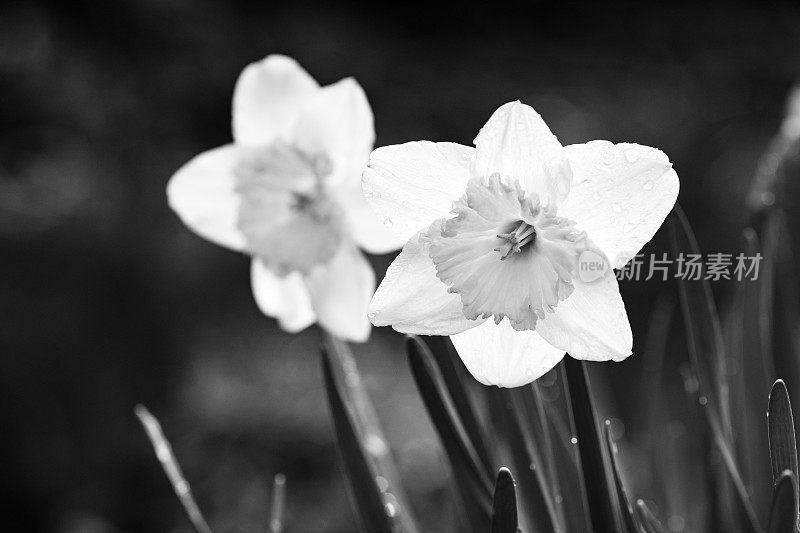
[642,181,654,190]
[376,476,389,492]
[599,147,615,165]
[624,148,640,163]
[345,372,360,388]
[667,514,685,532]
[367,312,377,320]
[365,434,389,455]
[383,218,394,228]
[570,436,578,445]
[612,204,622,213]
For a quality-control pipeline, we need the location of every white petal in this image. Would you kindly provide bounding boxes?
[451,319,566,387]
[333,187,407,254]
[251,258,316,333]
[232,55,319,146]
[167,144,246,250]
[305,240,375,342]
[558,140,680,268]
[535,271,632,361]
[292,78,374,188]
[369,232,481,335]
[362,141,475,243]
[473,101,571,207]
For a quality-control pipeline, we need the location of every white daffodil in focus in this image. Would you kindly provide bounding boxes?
[363,101,679,386]
[167,55,405,342]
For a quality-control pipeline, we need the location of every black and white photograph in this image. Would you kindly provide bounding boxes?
[3,1,800,531]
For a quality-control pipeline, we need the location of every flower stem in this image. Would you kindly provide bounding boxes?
[269,473,287,533]
[134,405,213,533]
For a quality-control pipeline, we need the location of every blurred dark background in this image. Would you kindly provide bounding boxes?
[2,1,800,531]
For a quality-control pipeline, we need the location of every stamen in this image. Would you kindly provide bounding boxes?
[494,221,537,260]
[234,141,342,273]
[425,174,591,331]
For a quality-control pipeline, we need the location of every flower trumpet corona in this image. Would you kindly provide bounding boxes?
[363,101,679,385]
[168,55,404,341]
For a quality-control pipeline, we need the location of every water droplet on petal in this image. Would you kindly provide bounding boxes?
[570,436,578,444]
[624,148,640,163]
[600,147,615,165]
[642,181,654,190]
[383,218,393,228]
[612,204,622,213]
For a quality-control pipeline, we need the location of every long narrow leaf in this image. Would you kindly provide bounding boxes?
[322,349,393,533]
[424,335,494,478]
[490,468,519,533]
[134,405,213,533]
[322,340,415,533]
[764,211,800,430]
[485,387,558,532]
[322,333,421,532]
[604,422,644,533]
[407,335,493,531]
[768,379,799,529]
[563,357,621,532]
[767,471,798,533]
[554,363,594,533]
[668,205,761,532]
[769,380,799,484]
[635,500,666,533]
[728,229,774,516]
[269,473,286,533]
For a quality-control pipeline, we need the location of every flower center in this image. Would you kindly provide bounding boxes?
[495,220,537,260]
[423,174,593,330]
[234,141,343,274]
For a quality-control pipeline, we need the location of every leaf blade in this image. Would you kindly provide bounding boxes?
[322,339,419,533]
[604,422,644,533]
[406,335,493,530]
[563,357,621,533]
[668,205,761,532]
[767,471,798,533]
[490,468,519,533]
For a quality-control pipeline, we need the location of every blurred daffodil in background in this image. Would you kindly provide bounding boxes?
[363,101,680,386]
[168,55,404,341]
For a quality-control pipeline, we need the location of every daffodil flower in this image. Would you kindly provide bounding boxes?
[168,55,405,342]
[363,101,679,386]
